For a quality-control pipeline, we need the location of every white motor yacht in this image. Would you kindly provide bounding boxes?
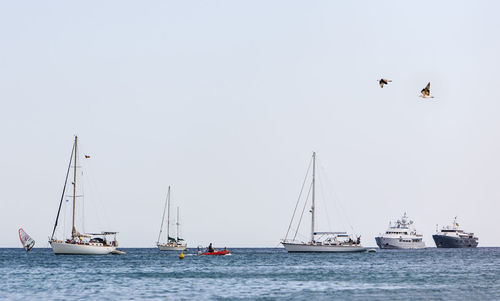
[375,213,425,249]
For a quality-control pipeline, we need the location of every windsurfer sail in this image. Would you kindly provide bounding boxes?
[18,228,35,252]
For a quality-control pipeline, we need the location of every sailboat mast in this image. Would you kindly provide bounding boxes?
[167,186,171,242]
[311,152,316,243]
[72,136,78,238]
[176,207,179,241]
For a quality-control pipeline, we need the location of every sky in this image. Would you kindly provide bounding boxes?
[1,1,500,247]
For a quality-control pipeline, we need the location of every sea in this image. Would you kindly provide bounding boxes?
[1,247,499,300]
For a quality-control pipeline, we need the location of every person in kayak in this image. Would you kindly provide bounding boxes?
[207,243,215,253]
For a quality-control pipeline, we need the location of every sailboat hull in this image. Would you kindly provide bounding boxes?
[50,241,116,255]
[157,243,187,251]
[282,242,366,253]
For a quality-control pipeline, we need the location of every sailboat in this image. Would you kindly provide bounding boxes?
[18,228,35,252]
[281,152,366,253]
[48,136,124,255]
[157,186,187,251]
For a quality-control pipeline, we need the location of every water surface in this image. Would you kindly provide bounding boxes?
[1,248,499,300]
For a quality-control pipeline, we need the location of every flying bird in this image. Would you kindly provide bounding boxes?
[378,78,392,88]
[419,82,434,98]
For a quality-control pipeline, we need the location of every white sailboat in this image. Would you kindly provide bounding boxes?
[49,136,124,255]
[157,186,187,251]
[281,152,366,253]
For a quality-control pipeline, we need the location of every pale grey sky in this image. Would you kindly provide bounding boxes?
[1,1,500,247]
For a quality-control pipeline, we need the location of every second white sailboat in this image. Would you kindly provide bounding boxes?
[157,186,187,251]
[281,152,366,253]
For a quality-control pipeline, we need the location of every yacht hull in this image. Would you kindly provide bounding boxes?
[432,235,478,248]
[282,242,366,253]
[50,241,116,255]
[375,237,426,249]
[157,244,187,251]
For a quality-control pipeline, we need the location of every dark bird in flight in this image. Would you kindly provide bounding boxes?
[378,78,392,88]
[419,82,434,98]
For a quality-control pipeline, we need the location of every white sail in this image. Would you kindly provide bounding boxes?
[18,228,35,252]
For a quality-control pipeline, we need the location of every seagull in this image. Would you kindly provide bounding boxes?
[419,82,434,98]
[378,78,392,88]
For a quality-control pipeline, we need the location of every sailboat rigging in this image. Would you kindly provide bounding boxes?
[281,152,366,253]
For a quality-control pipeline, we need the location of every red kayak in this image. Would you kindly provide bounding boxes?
[202,250,230,256]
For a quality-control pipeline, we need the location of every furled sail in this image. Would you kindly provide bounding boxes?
[18,228,35,252]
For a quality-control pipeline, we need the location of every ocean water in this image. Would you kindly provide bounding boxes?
[1,247,499,300]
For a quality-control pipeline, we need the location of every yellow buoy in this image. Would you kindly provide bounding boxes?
[179,251,184,260]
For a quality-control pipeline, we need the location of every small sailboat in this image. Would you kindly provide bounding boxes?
[48,136,123,255]
[157,186,187,251]
[18,228,35,252]
[281,152,366,253]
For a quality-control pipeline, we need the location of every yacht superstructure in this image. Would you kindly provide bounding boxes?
[375,213,425,249]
